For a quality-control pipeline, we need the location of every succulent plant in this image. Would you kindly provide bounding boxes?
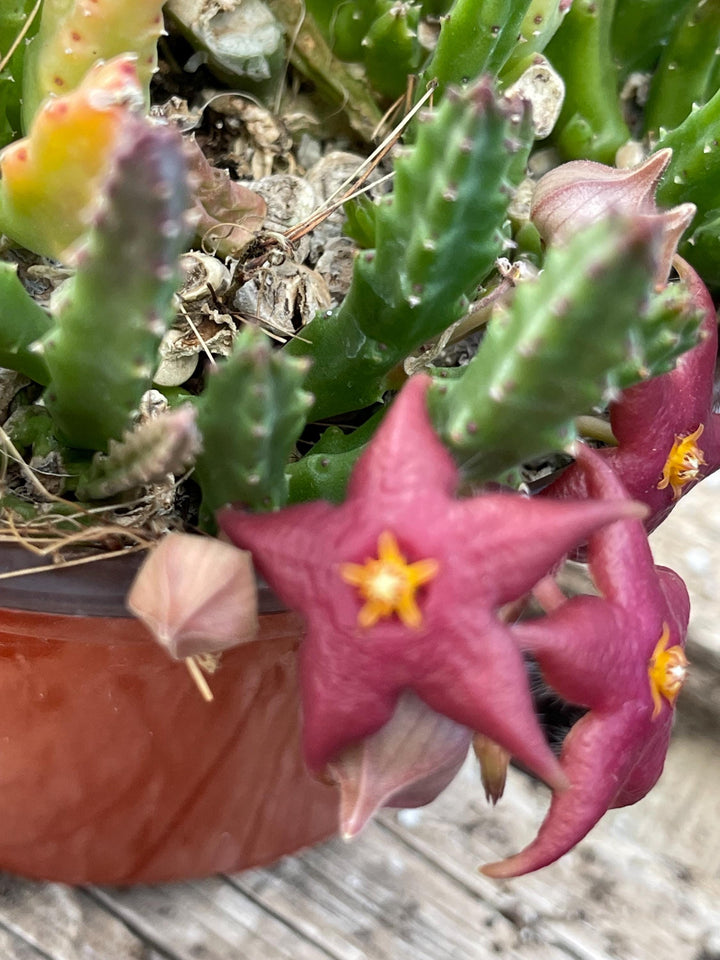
[0,0,718,881]
[40,114,192,451]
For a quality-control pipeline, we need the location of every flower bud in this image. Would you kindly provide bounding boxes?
[531,149,695,286]
[127,532,259,659]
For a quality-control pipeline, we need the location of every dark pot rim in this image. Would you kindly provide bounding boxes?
[0,542,286,618]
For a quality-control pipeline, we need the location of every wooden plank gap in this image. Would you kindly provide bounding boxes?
[80,887,182,960]
[373,816,607,960]
[0,915,61,960]
[221,874,343,960]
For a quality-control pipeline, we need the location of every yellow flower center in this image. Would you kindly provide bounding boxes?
[339,530,439,629]
[657,424,706,499]
[648,623,689,719]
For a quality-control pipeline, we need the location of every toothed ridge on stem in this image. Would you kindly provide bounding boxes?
[194,326,313,524]
[429,216,663,481]
[21,0,165,128]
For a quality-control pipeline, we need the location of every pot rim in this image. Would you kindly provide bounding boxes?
[0,542,286,618]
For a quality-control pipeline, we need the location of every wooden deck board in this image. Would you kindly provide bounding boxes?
[232,824,535,960]
[0,877,160,959]
[2,719,716,960]
[87,878,334,960]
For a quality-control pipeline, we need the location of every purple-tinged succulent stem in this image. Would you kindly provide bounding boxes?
[40,116,192,451]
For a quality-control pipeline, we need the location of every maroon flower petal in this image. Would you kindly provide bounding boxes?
[220,377,636,797]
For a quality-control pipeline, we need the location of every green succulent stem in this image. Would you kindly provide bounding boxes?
[655,90,720,217]
[284,79,532,421]
[610,0,691,77]
[500,0,572,84]
[643,0,720,137]
[194,327,313,524]
[654,91,720,283]
[545,0,629,162]
[0,0,39,147]
[421,0,533,96]
[428,217,665,481]
[286,407,385,505]
[0,262,52,383]
[40,118,191,451]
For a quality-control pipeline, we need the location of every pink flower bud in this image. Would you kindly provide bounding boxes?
[127,533,258,659]
[531,149,695,286]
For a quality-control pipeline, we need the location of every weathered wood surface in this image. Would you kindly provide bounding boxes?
[0,486,718,960]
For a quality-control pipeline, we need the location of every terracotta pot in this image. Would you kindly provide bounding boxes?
[0,545,338,884]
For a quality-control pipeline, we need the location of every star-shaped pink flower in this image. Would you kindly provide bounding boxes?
[544,257,720,532]
[219,376,645,792]
[483,444,690,879]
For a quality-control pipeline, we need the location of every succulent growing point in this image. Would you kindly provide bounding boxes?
[219,375,646,792]
[484,445,690,878]
[75,406,202,501]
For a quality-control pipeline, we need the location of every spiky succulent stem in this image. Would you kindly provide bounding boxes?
[654,92,720,284]
[76,407,201,500]
[0,0,39,147]
[0,56,146,262]
[421,0,533,96]
[40,117,191,451]
[363,2,423,100]
[499,0,572,84]
[643,0,720,137]
[194,327,313,523]
[429,217,672,481]
[610,0,690,78]
[284,78,532,420]
[286,408,385,505]
[655,92,720,215]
